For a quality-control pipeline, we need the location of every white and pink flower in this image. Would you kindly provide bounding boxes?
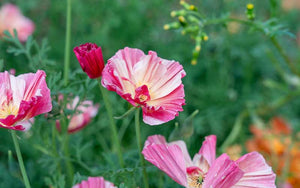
[101,47,186,125]
[142,135,276,188]
[0,4,35,42]
[56,96,99,133]
[73,176,117,188]
[0,70,52,131]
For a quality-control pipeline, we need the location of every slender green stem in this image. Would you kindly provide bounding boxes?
[62,133,74,187]
[135,109,149,188]
[220,110,248,152]
[10,131,31,188]
[114,106,137,119]
[270,37,299,76]
[97,80,124,168]
[59,114,74,187]
[63,0,72,86]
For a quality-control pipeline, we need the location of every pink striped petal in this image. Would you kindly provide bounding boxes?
[142,135,187,186]
[232,152,276,188]
[202,154,244,188]
[198,135,217,167]
[73,177,116,188]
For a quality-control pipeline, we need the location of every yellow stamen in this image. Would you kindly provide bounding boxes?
[0,103,19,119]
[139,94,148,102]
[188,174,204,188]
[203,35,209,41]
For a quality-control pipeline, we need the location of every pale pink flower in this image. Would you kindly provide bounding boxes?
[0,4,35,42]
[101,47,186,125]
[73,176,117,188]
[142,135,276,188]
[0,70,52,131]
[56,96,99,133]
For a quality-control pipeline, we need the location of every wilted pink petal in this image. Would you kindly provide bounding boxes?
[202,154,244,188]
[73,176,117,188]
[74,43,105,79]
[0,4,35,42]
[101,47,186,125]
[142,135,187,186]
[232,152,276,188]
[0,70,52,131]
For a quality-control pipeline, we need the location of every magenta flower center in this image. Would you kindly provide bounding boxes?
[134,85,151,105]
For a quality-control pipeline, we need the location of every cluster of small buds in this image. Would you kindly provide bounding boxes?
[164,0,209,65]
[246,3,255,20]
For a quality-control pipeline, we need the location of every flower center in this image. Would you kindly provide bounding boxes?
[0,102,19,119]
[187,166,205,188]
[134,85,151,105]
[188,175,204,188]
[139,94,148,102]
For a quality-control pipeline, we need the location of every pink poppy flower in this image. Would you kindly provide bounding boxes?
[56,96,99,133]
[73,176,117,188]
[142,135,276,188]
[101,47,186,125]
[74,43,105,79]
[0,4,35,42]
[0,70,52,131]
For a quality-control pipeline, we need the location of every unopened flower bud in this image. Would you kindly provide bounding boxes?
[73,43,105,79]
[189,5,197,11]
[178,16,186,23]
[247,3,254,10]
[246,3,255,20]
[164,22,181,30]
[191,59,197,65]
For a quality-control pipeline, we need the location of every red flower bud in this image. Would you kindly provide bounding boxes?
[73,43,104,79]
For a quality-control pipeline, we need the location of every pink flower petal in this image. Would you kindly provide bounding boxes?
[73,176,116,188]
[142,135,187,186]
[198,135,217,167]
[203,154,244,188]
[232,152,276,188]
